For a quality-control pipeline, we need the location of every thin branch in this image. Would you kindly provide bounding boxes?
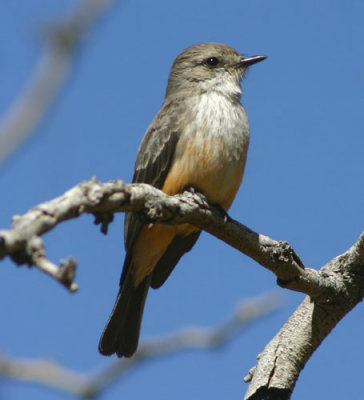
[0,0,116,165]
[0,294,281,398]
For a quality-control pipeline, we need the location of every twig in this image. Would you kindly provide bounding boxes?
[0,0,116,164]
[0,294,281,398]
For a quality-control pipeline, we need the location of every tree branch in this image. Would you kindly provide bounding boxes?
[0,0,116,164]
[244,232,364,400]
[1,178,363,399]
[0,294,280,398]
[0,178,305,292]
[1,178,362,302]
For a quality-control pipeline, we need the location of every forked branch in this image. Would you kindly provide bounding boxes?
[1,178,363,399]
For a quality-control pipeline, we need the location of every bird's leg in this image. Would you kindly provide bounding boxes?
[183,186,229,222]
[211,203,230,223]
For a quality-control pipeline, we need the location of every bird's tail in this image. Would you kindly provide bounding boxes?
[98,272,150,358]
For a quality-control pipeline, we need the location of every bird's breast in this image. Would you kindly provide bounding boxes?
[162,93,249,209]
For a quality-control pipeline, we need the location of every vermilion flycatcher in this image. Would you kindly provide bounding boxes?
[99,43,266,357]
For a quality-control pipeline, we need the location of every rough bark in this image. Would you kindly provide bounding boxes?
[0,178,363,398]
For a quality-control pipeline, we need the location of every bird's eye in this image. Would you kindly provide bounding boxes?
[205,57,220,66]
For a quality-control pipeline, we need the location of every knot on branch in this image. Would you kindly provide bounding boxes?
[9,236,43,266]
[272,241,305,270]
[94,212,114,234]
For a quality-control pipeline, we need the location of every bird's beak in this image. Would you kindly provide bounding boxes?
[237,55,267,68]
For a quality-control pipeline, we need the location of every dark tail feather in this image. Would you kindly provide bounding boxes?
[99,273,150,357]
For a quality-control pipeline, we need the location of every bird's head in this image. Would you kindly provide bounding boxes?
[166,42,266,100]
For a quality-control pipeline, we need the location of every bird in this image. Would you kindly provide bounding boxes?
[99,42,266,357]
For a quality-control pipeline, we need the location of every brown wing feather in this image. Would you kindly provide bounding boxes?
[100,99,202,357]
[121,100,182,285]
[150,231,201,289]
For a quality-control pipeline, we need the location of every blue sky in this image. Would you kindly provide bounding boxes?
[0,1,363,399]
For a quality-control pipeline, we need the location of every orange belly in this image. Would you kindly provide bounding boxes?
[132,136,247,286]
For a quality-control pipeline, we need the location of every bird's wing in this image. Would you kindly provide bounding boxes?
[120,100,184,285]
[150,230,201,289]
[124,102,181,241]
[120,99,202,288]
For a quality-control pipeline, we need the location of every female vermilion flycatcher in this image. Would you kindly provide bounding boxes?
[99,42,266,357]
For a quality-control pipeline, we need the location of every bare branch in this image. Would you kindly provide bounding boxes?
[244,232,364,400]
[1,178,363,398]
[1,178,362,302]
[0,178,302,292]
[0,294,280,397]
[0,0,116,164]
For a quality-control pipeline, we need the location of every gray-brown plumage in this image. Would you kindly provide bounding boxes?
[99,43,266,357]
